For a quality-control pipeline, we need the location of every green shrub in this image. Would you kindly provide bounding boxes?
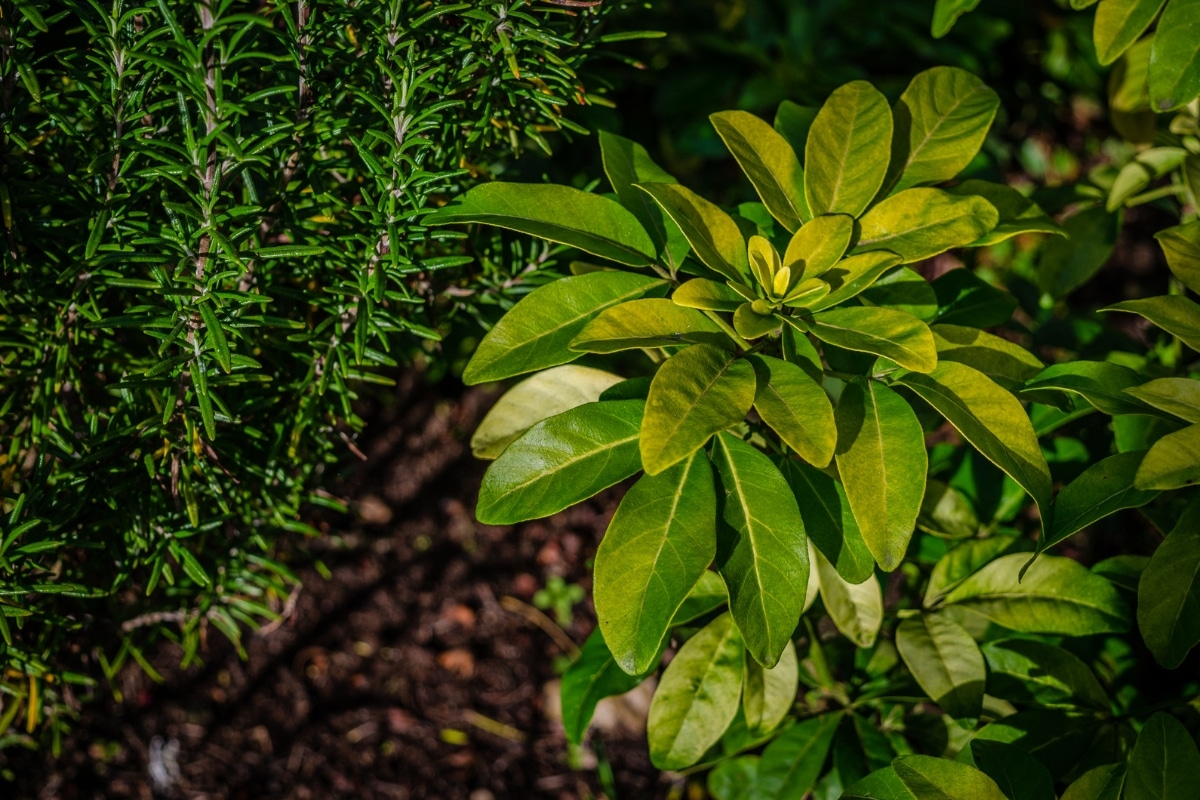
[434,59,1200,796]
[0,0,631,749]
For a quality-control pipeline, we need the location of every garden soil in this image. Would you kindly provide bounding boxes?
[12,376,660,800]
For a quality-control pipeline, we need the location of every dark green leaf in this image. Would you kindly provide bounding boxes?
[599,131,690,270]
[1044,451,1159,550]
[1137,496,1200,667]
[1125,712,1200,800]
[778,458,876,585]
[746,713,841,800]
[424,182,656,266]
[561,628,647,745]
[981,638,1110,710]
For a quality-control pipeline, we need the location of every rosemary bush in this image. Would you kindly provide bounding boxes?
[0,0,628,749]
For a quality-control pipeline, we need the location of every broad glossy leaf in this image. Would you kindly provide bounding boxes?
[981,638,1110,710]
[774,101,818,161]
[1126,712,1200,800]
[805,81,893,217]
[712,110,809,231]
[424,182,656,266]
[835,380,927,571]
[924,536,1024,607]
[599,130,690,270]
[1093,554,1150,592]
[940,553,1131,635]
[859,267,939,321]
[931,324,1044,390]
[896,613,985,719]
[709,756,760,800]
[642,345,756,475]
[807,251,905,312]
[886,67,1000,195]
[1044,450,1159,550]
[842,766,914,800]
[463,272,668,384]
[734,303,783,340]
[747,713,841,800]
[713,433,809,667]
[673,278,745,312]
[1148,0,1200,110]
[1094,0,1167,66]
[1037,206,1121,298]
[899,362,1052,522]
[816,547,883,648]
[932,0,982,37]
[918,480,979,539]
[1156,221,1200,293]
[857,188,998,264]
[743,640,798,736]
[893,755,1007,800]
[595,452,717,675]
[561,628,648,745]
[783,214,854,281]
[944,180,1064,245]
[959,740,1055,800]
[472,366,624,458]
[1061,764,1126,800]
[779,458,876,584]
[637,182,749,282]
[931,269,1018,328]
[476,400,644,524]
[673,570,729,625]
[1126,378,1200,423]
[809,307,937,373]
[1022,361,1150,417]
[571,298,728,353]
[648,612,745,770]
[747,354,836,467]
[974,710,1100,780]
[1136,423,1200,490]
[1137,496,1200,668]
[1104,296,1200,352]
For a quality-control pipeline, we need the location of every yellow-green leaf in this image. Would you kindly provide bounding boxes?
[743,640,799,736]
[711,110,810,231]
[886,67,1000,195]
[815,547,883,648]
[809,307,938,373]
[747,354,836,468]
[599,131,691,271]
[595,452,717,675]
[648,613,745,770]
[1126,377,1200,423]
[898,361,1052,525]
[1155,220,1200,294]
[571,298,728,353]
[805,81,893,217]
[1104,296,1200,353]
[945,180,1064,245]
[857,188,998,264]
[713,433,809,667]
[835,380,927,571]
[673,278,745,312]
[463,271,668,384]
[1147,0,1200,110]
[896,613,985,719]
[783,214,855,282]
[642,345,756,475]
[471,365,624,459]
[1136,422,1200,490]
[1094,0,1167,66]
[940,553,1131,635]
[637,182,749,282]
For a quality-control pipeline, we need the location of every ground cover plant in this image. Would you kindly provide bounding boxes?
[434,56,1200,797]
[0,0,633,752]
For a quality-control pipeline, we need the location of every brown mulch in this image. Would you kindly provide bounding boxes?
[11,377,660,800]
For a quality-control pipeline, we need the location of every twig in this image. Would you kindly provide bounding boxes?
[498,595,580,658]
